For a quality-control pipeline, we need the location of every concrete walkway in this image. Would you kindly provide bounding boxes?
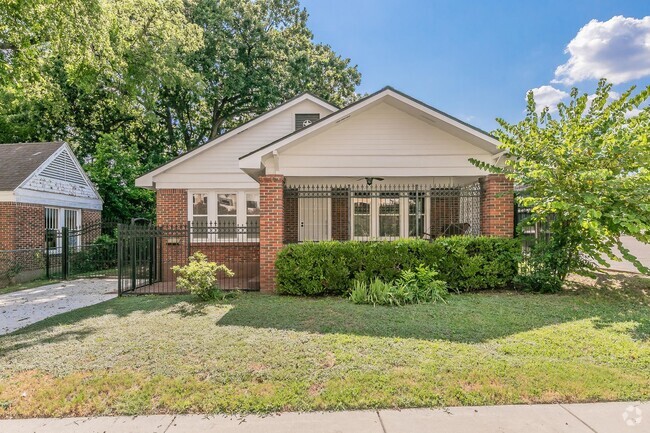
[0,279,117,335]
[0,402,646,433]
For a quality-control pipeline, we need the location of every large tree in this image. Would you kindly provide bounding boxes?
[473,79,650,291]
[0,0,361,221]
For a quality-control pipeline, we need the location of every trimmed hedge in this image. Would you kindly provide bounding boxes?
[276,237,521,296]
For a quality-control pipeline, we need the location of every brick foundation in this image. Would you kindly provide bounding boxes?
[480,174,514,237]
[259,175,284,292]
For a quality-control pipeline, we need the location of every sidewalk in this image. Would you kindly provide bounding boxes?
[1,402,647,433]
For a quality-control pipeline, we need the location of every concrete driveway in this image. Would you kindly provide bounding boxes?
[0,279,117,335]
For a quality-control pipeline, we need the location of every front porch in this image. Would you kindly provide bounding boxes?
[259,174,514,292]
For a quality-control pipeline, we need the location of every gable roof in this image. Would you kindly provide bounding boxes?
[135,92,339,187]
[240,86,502,168]
[0,142,65,191]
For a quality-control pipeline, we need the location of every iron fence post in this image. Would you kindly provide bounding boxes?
[187,221,191,260]
[117,224,123,296]
[61,227,69,279]
[45,229,50,279]
[130,229,136,291]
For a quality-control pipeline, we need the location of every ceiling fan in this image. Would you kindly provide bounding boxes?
[357,177,385,186]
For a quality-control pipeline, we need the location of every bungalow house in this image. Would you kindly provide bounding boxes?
[136,87,513,292]
[0,142,102,282]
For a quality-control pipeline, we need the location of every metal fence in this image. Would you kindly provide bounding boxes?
[45,221,120,280]
[283,182,482,243]
[117,221,260,295]
[514,202,552,254]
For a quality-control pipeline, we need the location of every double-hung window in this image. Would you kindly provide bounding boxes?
[351,191,429,240]
[189,191,260,241]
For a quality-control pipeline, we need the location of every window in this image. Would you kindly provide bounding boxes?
[378,194,400,238]
[351,191,429,240]
[246,193,260,234]
[192,193,209,240]
[217,193,237,239]
[408,193,426,237]
[44,207,81,250]
[45,208,59,250]
[295,113,320,130]
[188,191,259,241]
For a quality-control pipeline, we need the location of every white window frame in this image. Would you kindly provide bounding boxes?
[44,207,82,252]
[351,192,429,240]
[187,190,260,242]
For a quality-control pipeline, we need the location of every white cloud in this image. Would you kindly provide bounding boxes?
[529,85,569,112]
[553,16,650,85]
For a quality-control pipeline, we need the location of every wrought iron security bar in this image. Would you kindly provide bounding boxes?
[283,182,482,243]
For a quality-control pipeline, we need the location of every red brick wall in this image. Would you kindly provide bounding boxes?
[13,203,44,250]
[480,174,514,237]
[284,188,298,244]
[331,188,350,241]
[0,202,17,251]
[189,243,260,290]
[157,189,188,227]
[260,175,284,292]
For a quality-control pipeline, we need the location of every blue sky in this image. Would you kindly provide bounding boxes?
[301,0,650,131]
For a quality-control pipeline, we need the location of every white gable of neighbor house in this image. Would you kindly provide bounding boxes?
[15,146,102,210]
[148,99,334,190]
[267,102,495,178]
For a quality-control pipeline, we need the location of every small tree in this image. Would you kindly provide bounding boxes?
[473,79,650,290]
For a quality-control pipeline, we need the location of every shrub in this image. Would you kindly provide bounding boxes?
[349,265,448,306]
[172,252,234,301]
[398,265,448,303]
[69,235,117,273]
[276,237,520,296]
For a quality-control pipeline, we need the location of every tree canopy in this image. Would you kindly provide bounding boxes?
[0,0,361,221]
[473,79,650,289]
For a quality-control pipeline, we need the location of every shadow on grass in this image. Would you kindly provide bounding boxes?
[215,275,650,344]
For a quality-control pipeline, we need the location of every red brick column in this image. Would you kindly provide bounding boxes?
[259,175,284,293]
[156,189,187,227]
[480,174,514,237]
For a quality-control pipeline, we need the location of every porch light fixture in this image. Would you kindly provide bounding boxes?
[358,177,385,185]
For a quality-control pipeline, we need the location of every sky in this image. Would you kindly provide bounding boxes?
[301,0,650,132]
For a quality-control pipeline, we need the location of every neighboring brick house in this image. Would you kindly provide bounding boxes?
[137,87,514,292]
[0,142,103,282]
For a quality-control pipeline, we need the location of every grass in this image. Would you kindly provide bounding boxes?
[0,272,649,417]
[0,278,60,295]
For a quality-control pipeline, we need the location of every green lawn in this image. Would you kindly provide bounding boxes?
[0,273,649,417]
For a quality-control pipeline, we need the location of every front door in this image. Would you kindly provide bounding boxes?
[298,197,331,241]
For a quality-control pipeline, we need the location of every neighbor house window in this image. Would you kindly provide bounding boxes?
[246,193,260,239]
[188,191,259,241]
[44,207,81,250]
[351,192,429,240]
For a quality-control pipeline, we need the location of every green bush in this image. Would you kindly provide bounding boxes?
[276,237,520,296]
[349,265,448,306]
[172,252,234,301]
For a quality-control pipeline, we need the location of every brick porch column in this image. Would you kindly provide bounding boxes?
[259,175,285,292]
[480,174,514,237]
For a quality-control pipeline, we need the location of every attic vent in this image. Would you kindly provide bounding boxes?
[39,150,87,185]
[295,113,320,130]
